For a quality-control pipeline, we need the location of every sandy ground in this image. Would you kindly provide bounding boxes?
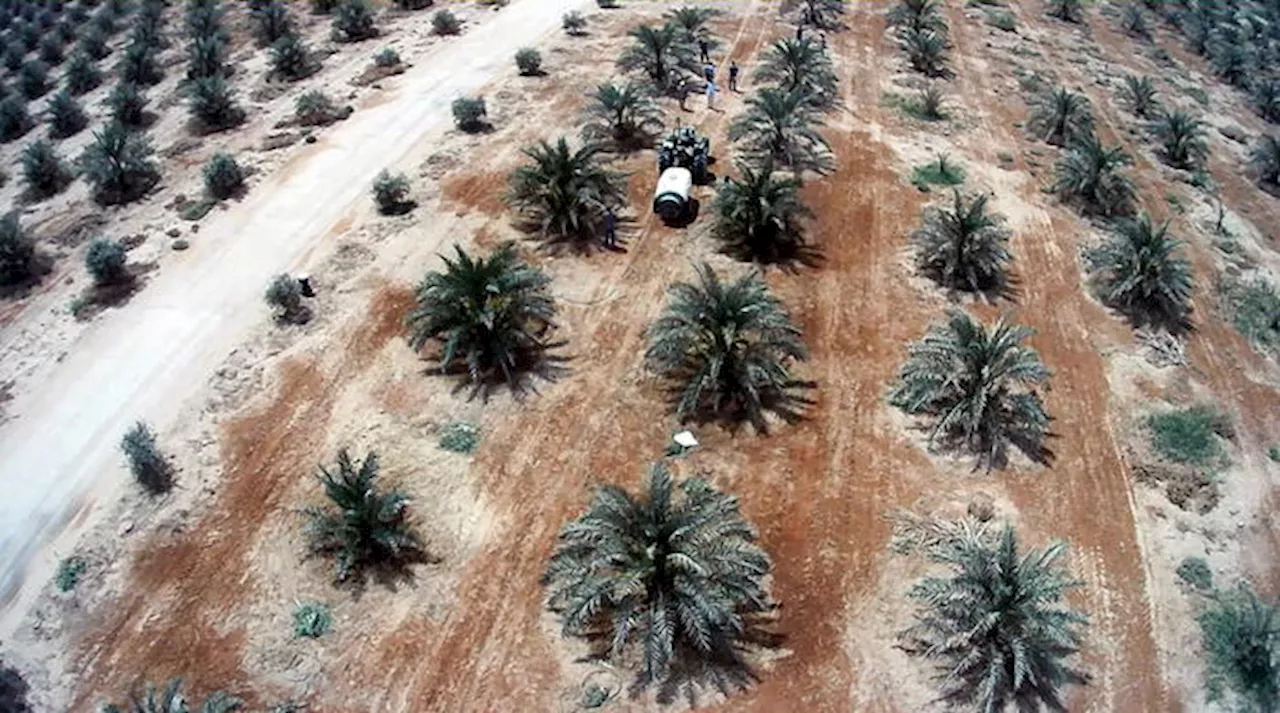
[0,0,589,616]
[2,0,1280,711]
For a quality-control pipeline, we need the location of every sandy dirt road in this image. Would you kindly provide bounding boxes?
[0,0,588,616]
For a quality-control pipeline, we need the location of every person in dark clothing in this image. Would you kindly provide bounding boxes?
[603,207,617,249]
[698,38,710,64]
[729,61,740,91]
[703,62,715,84]
[796,23,803,41]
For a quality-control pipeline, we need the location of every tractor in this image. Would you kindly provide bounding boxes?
[653,126,711,224]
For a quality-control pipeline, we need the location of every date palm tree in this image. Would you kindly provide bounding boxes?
[580,81,665,151]
[1198,584,1280,713]
[507,137,627,245]
[1251,78,1280,124]
[1153,110,1208,170]
[800,0,847,30]
[617,23,698,93]
[890,309,1052,467]
[1046,0,1084,23]
[1120,3,1150,39]
[664,5,721,45]
[902,524,1089,712]
[406,243,558,395]
[1051,134,1136,218]
[755,37,838,110]
[729,87,834,175]
[712,160,813,264]
[1118,75,1160,119]
[101,678,241,713]
[1086,212,1193,330]
[887,0,948,35]
[900,27,950,77]
[646,263,812,432]
[1250,134,1280,191]
[543,461,774,697]
[912,191,1012,295]
[304,449,423,583]
[1026,86,1094,146]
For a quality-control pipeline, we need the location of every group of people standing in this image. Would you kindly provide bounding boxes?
[673,38,739,111]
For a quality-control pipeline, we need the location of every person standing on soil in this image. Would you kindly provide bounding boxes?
[796,23,803,41]
[675,74,690,111]
[698,38,710,64]
[729,61,740,92]
[602,207,617,249]
[706,80,719,111]
[703,62,715,85]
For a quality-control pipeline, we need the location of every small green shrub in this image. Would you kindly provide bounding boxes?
[46,90,88,138]
[85,237,128,286]
[374,47,400,67]
[438,421,481,453]
[515,47,541,76]
[371,169,411,214]
[265,274,308,323]
[985,9,1015,31]
[331,0,377,43]
[252,1,294,46]
[38,35,65,65]
[451,96,486,132]
[910,154,965,191]
[562,10,586,35]
[431,9,459,35]
[64,52,104,95]
[77,25,111,59]
[18,60,49,99]
[20,140,73,200]
[186,75,245,132]
[0,97,32,143]
[1269,446,1280,463]
[1147,406,1228,466]
[106,81,149,128]
[55,556,87,592]
[118,42,163,86]
[271,32,317,81]
[292,601,332,638]
[0,212,36,287]
[203,152,245,200]
[120,421,171,495]
[1176,556,1212,591]
[186,34,227,80]
[1221,278,1280,356]
[295,89,344,125]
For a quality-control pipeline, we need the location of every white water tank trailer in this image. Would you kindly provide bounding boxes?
[653,167,693,224]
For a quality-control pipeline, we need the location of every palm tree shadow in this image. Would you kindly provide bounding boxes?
[427,341,571,402]
[344,548,442,599]
[722,239,825,271]
[676,382,818,435]
[909,420,1057,471]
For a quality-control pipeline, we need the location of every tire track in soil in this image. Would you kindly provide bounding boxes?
[67,286,415,712]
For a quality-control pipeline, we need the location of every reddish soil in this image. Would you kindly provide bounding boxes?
[46,1,1280,711]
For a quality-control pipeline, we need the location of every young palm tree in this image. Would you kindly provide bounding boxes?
[1198,584,1280,713]
[729,87,834,175]
[78,122,160,206]
[887,0,948,35]
[1051,134,1136,218]
[1046,0,1084,23]
[889,309,1052,467]
[1250,134,1280,190]
[664,5,722,45]
[912,191,1012,295]
[1120,3,1150,39]
[800,0,846,29]
[754,37,839,110]
[902,524,1088,711]
[507,137,627,244]
[900,27,950,78]
[1251,78,1280,124]
[304,449,423,583]
[543,461,774,695]
[1118,75,1160,119]
[407,243,558,394]
[712,160,813,264]
[1153,110,1208,170]
[580,81,665,151]
[1086,212,1193,329]
[101,679,241,713]
[617,23,697,93]
[645,263,811,432]
[1026,86,1094,147]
